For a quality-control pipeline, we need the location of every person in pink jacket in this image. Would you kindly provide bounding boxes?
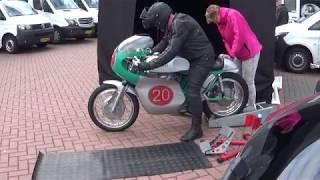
[205,4,263,111]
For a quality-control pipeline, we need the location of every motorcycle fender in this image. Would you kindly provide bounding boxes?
[223,59,240,74]
[102,80,136,95]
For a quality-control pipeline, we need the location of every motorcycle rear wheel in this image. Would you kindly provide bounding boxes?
[203,72,249,118]
[88,84,139,132]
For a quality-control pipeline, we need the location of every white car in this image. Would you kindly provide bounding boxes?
[275,11,320,73]
[0,1,53,53]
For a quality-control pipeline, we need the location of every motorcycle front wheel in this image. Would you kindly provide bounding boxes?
[203,72,249,118]
[88,84,139,132]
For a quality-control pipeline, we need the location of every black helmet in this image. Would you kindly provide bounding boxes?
[139,2,173,31]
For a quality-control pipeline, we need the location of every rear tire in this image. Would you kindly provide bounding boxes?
[88,85,139,132]
[203,72,248,118]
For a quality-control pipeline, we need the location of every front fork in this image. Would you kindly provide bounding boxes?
[111,81,128,113]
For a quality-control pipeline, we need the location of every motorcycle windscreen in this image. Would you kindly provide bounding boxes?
[222,93,320,180]
[116,35,154,53]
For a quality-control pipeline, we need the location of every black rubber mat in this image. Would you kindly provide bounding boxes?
[32,142,212,180]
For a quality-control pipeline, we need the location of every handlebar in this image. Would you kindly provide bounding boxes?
[125,53,159,73]
[125,56,141,73]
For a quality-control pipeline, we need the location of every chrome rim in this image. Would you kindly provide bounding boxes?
[206,78,244,117]
[290,53,306,70]
[93,88,135,129]
[6,39,14,52]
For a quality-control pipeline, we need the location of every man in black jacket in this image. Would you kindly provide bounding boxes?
[276,0,289,26]
[138,2,216,141]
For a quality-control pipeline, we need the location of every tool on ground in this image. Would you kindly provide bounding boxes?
[199,114,262,162]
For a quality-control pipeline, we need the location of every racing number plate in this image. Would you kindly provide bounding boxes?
[149,85,174,105]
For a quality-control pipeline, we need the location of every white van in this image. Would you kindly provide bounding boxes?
[0,1,53,53]
[73,0,98,29]
[26,0,95,43]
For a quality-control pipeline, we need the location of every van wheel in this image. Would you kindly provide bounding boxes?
[53,28,62,44]
[285,47,311,73]
[3,35,18,54]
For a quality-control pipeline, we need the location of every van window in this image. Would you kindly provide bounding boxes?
[49,0,78,10]
[3,2,38,17]
[309,20,320,30]
[33,0,43,10]
[74,0,87,10]
[84,0,98,8]
[0,10,6,20]
[43,0,53,13]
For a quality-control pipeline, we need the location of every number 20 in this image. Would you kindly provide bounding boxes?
[152,89,171,102]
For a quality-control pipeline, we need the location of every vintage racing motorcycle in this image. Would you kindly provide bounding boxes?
[88,35,249,131]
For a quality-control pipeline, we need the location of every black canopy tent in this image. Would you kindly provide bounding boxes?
[97,0,275,103]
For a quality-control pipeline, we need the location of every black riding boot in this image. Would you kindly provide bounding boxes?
[180,118,203,142]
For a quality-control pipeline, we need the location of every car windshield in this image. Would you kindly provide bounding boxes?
[3,2,37,17]
[49,0,79,10]
[84,0,98,8]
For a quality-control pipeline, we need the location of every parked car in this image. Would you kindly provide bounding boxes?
[275,11,320,73]
[222,80,320,180]
[26,0,95,43]
[73,0,98,33]
[0,0,53,53]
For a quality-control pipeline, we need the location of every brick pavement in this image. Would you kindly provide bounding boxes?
[274,68,319,103]
[0,39,318,180]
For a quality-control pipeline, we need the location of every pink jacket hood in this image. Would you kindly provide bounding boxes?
[217,7,262,60]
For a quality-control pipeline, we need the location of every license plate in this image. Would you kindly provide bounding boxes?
[40,37,50,43]
[85,30,93,35]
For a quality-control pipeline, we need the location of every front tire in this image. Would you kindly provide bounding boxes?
[88,85,139,132]
[53,27,63,44]
[285,47,311,73]
[3,35,18,54]
[203,72,249,118]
